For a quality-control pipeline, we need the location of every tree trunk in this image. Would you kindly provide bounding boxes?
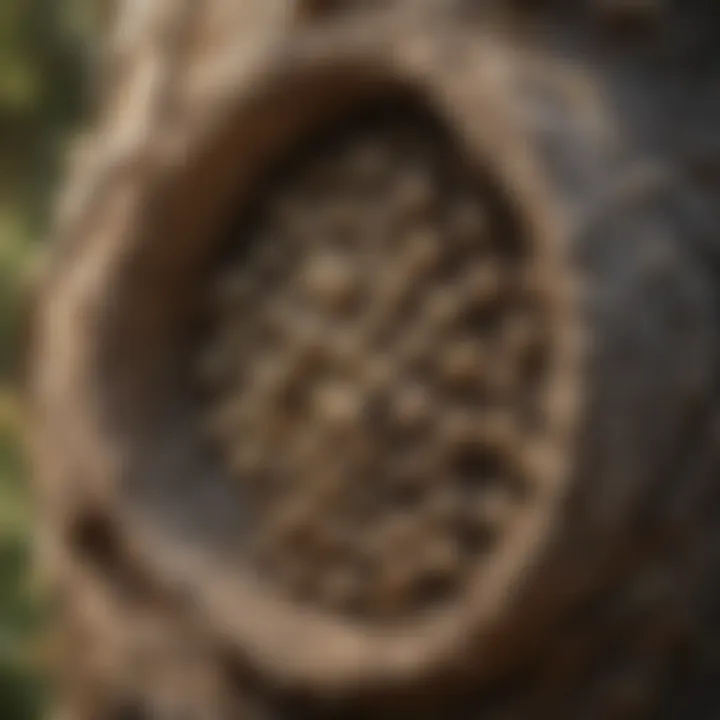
[31,1,720,717]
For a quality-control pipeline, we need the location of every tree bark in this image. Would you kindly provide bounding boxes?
[31,1,720,717]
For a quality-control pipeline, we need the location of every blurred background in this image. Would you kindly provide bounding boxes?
[1,1,102,716]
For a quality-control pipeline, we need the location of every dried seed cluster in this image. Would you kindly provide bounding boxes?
[199,110,551,622]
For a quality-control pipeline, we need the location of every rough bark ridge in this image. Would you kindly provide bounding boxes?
[31,1,720,718]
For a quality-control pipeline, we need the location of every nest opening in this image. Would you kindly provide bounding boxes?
[195,94,551,622]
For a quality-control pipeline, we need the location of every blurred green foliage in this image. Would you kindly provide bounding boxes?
[1,0,98,716]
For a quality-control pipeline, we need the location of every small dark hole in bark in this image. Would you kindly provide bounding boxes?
[67,511,157,602]
[68,511,122,573]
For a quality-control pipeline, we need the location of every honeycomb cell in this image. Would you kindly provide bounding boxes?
[199,106,552,623]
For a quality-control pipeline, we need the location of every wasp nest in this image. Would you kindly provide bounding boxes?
[199,106,551,623]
